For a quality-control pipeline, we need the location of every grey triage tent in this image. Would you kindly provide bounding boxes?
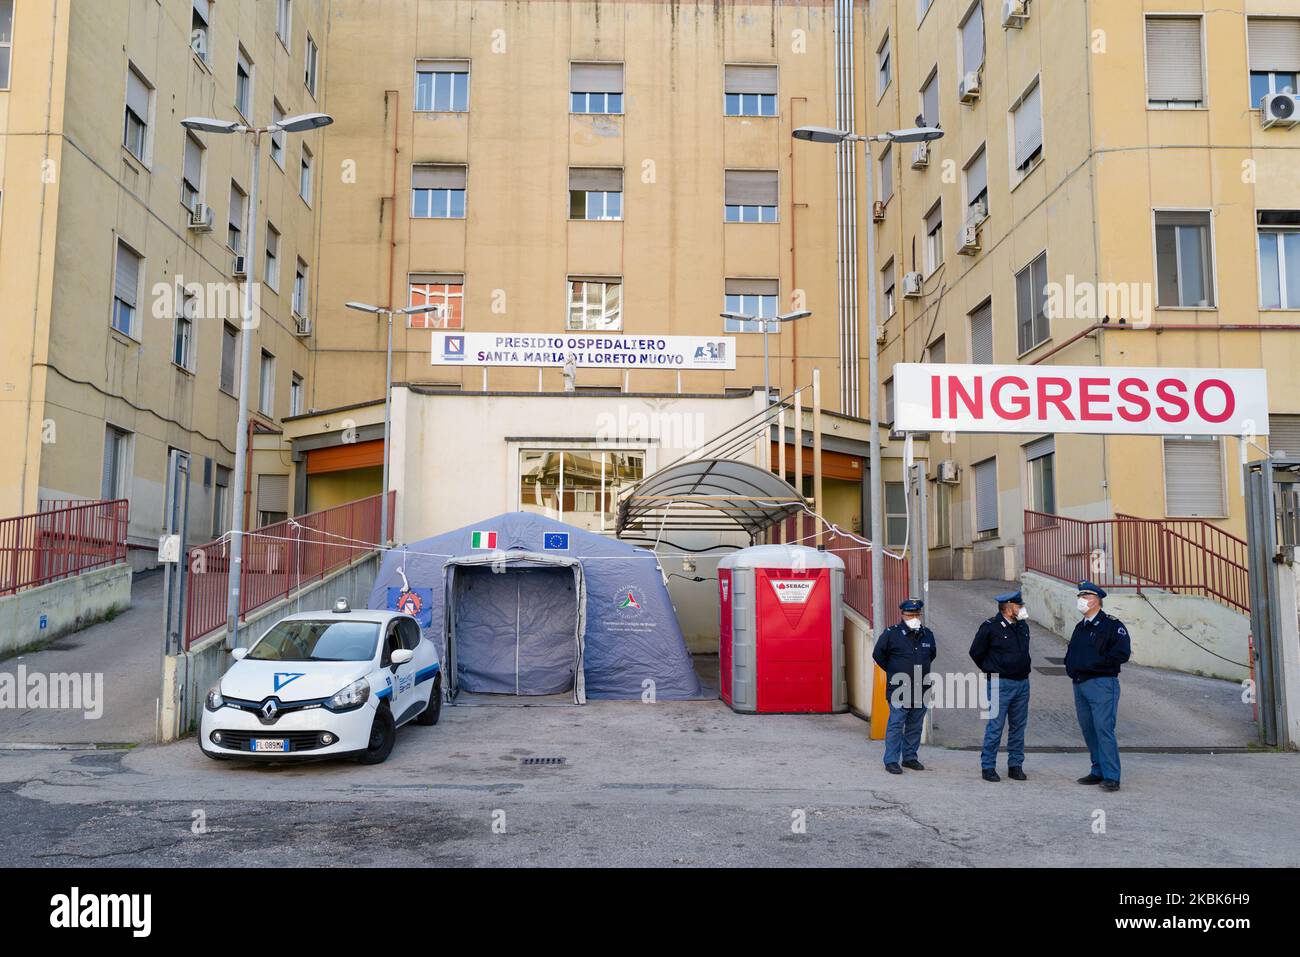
[367,512,702,703]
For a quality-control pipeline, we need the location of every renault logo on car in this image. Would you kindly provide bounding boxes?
[261,698,279,721]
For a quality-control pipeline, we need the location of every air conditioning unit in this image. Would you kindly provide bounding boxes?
[1002,0,1029,29]
[958,223,981,256]
[968,198,989,226]
[872,200,886,223]
[959,72,981,103]
[187,203,214,231]
[292,315,313,337]
[231,255,247,278]
[902,271,924,298]
[876,326,888,346]
[911,141,931,169]
[1261,92,1299,129]
[937,460,960,484]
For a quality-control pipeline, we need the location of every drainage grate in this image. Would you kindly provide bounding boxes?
[520,756,566,766]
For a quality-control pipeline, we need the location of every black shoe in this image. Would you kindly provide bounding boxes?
[1100,779,1121,792]
[981,768,1001,782]
[902,759,926,771]
[1077,774,1104,785]
[1008,766,1027,781]
[884,763,903,775]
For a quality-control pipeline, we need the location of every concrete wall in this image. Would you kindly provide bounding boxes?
[1276,561,1300,750]
[1022,571,1250,683]
[0,563,133,659]
[161,551,380,741]
[845,606,874,720]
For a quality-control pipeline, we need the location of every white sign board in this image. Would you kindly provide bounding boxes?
[431,332,736,370]
[769,579,816,604]
[893,364,1269,436]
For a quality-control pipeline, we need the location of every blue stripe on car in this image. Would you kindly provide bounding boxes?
[375,687,392,700]
[415,664,441,685]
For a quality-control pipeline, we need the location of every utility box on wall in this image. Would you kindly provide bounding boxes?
[718,544,847,714]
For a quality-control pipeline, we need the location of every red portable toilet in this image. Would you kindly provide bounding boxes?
[718,544,847,714]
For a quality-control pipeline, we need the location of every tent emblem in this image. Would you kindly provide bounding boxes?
[543,532,569,550]
[470,530,497,549]
[615,587,644,611]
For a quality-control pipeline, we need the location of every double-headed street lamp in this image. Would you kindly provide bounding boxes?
[792,123,943,633]
[344,301,447,547]
[719,309,812,402]
[182,111,333,647]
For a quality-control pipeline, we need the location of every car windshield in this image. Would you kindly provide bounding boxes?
[246,620,381,662]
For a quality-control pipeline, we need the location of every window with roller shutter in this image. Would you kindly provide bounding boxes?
[973,457,998,536]
[1145,16,1205,109]
[1269,415,1300,460]
[257,475,290,526]
[412,164,467,218]
[1247,17,1300,106]
[182,134,204,211]
[112,239,142,337]
[724,64,777,116]
[969,300,993,364]
[570,167,624,221]
[124,65,151,162]
[1010,78,1042,181]
[960,2,985,77]
[724,170,778,223]
[571,62,623,114]
[1163,436,1225,517]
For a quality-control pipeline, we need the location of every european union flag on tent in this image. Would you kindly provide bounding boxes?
[543,532,569,551]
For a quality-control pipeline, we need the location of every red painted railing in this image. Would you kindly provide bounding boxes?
[184,491,394,648]
[763,513,910,626]
[1023,509,1249,614]
[0,499,129,596]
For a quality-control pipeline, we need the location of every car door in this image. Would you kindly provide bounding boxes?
[399,617,438,707]
[380,621,419,724]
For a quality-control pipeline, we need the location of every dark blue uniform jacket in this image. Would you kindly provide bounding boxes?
[872,621,938,705]
[1064,611,1132,682]
[969,614,1032,681]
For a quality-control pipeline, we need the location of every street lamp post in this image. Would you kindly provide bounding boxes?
[344,301,446,547]
[719,309,813,401]
[182,112,333,648]
[792,123,943,632]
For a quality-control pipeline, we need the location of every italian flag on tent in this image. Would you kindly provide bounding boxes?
[470,530,497,549]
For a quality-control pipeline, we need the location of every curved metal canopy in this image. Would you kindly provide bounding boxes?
[615,458,805,539]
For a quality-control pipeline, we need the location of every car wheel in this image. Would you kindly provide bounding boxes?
[416,674,442,726]
[357,706,396,765]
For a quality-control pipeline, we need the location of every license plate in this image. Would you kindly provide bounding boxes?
[252,739,289,753]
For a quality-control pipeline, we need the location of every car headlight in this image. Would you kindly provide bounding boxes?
[205,687,225,712]
[325,678,370,713]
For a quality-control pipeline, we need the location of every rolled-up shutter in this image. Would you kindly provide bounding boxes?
[724,170,778,206]
[184,135,203,186]
[921,72,939,127]
[1146,17,1204,103]
[126,68,150,118]
[220,324,237,393]
[725,278,778,296]
[411,272,463,286]
[1013,81,1042,169]
[569,167,623,191]
[571,62,622,92]
[724,64,777,94]
[412,164,466,189]
[417,58,469,73]
[974,457,998,532]
[115,241,140,307]
[966,148,987,208]
[970,301,993,363]
[1268,415,1300,458]
[1023,435,1054,461]
[257,474,289,514]
[1163,437,1224,516]
[961,3,985,73]
[1247,18,1300,72]
[192,0,209,24]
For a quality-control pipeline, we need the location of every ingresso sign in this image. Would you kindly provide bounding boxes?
[893,364,1269,436]
[430,332,736,370]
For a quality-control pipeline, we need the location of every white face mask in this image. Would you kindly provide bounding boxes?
[904,617,922,631]
[1077,597,1093,615]
[1016,607,1029,621]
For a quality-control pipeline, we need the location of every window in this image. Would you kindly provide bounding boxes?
[304,33,319,96]
[1269,414,1300,457]
[973,457,998,537]
[960,2,985,77]
[965,145,988,222]
[1145,16,1205,109]
[570,168,624,221]
[1248,17,1300,106]
[1163,436,1225,517]
[174,290,196,370]
[724,169,778,223]
[259,350,276,416]
[228,182,246,253]
[1024,436,1056,515]
[519,450,644,532]
[918,0,934,23]
[928,336,946,363]
[724,278,779,332]
[299,145,313,204]
[415,59,469,112]
[724,64,777,116]
[878,143,893,204]
[191,0,210,63]
[924,201,943,274]
[884,378,895,425]
[412,164,467,218]
[290,374,303,416]
[0,0,13,88]
[932,480,951,547]
[271,101,286,167]
[1010,78,1043,179]
[265,224,280,291]
[567,277,622,331]
[220,323,238,394]
[293,260,309,316]
[102,426,131,500]
[1155,210,1215,308]
[112,239,141,336]
[877,33,891,97]
[124,66,151,162]
[885,481,907,548]
[408,273,464,329]
[919,68,939,128]
[277,0,292,50]
[882,260,896,317]
[235,46,253,118]
[182,134,204,211]
[571,62,623,114]
[1258,210,1300,309]
[1016,251,1049,353]
[970,300,993,363]
[257,474,289,527]
[212,465,231,537]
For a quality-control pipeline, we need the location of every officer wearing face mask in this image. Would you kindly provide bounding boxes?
[1065,581,1131,792]
[969,590,1032,782]
[871,598,937,775]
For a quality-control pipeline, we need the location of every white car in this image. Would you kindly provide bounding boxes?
[199,599,441,764]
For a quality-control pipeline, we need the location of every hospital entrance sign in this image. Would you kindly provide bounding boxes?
[893,364,1269,436]
[431,332,736,370]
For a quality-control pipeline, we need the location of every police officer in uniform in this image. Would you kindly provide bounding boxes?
[871,598,937,774]
[1066,581,1131,792]
[969,590,1032,782]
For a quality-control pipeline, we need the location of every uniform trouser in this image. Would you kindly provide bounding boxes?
[883,702,927,765]
[1073,676,1121,782]
[980,676,1030,770]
